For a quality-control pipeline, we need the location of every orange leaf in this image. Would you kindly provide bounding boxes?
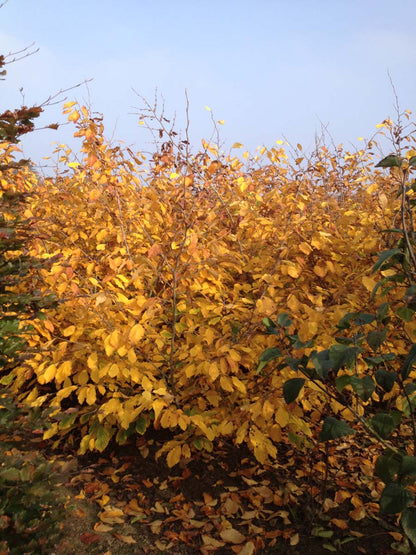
[330,518,348,530]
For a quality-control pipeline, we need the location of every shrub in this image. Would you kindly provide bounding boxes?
[258,120,416,545]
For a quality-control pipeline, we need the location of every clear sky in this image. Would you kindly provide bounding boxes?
[1,0,415,167]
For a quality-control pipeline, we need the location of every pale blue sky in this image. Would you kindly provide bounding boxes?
[1,0,415,167]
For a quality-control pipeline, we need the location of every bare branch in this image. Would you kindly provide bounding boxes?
[39,78,93,108]
[4,42,39,65]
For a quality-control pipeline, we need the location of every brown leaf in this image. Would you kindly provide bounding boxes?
[113,533,136,544]
[331,518,348,530]
[349,506,366,521]
[79,533,100,545]
[98,506,125,524]
[150,519,164,534]
[201,535,225,548]
[239,542,256,555]
[94,522,113,533]
[290,533,299,546]
[220,528,246,544]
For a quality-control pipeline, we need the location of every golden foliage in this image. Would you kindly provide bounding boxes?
[1,104,405,464]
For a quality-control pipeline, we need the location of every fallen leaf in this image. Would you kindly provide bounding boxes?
[290,532,299,546]
[239,542,255,555]
[79,533,100,545]
[349,506,366,521]
[113,533,136,544]
[331,518,348,530]
[201,535,225,548]
[220,528,246,544]
[99,506,125,524]
[150,519,164,534]
[94,522,113,533]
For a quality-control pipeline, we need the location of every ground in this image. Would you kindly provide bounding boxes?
[17,427,407,555]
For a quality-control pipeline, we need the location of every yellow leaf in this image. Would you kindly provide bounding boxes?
[218,119,225,125]
[236,421,248,444]
[366,183,378,194]
[129,323,145,344]
[68,110,80,123]
[362,275,377,292]
[262,399,275,420]
[152,399,165,421]
[86,386,96,405]
[77,369,89,386]
[87,352,98,370]
[231,376,246,394]
[276,405,289,427]
[63,325,76,337]
[99,507,125,524]
[299,242,312,255]
[207,362,219,382]
[43,364,56,383]
[108,329,121,348]
[232,142,243,149]
[142,375,153,391]
[313,264,327,278]
[166,444,182,467]
[63,101,77,110]
[43,422,58,440]
[220,375,234,392]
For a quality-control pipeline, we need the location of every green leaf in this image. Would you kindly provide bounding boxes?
[397,306,415,322]
[401,344,416,380]
[375,450,402,484]
[367,329,387,350]
[262,317,279,335]
[0,467,20,481]
[379,482,414,514]
[59,412,77,430]
[375,369,397,392]
[287,333,313,349]
[277,313,292,328]
[402,507,416,548]
[350,375,375,402]
[95,426,113,452]
[283,378,305,404]
[329,344,362,373]
[257,347,282,373]
[372,248,401,273]
[404,383,416,395]
[353,313,376,326]
[375,155,402,168]
[311,527,334,538]
[370,413,396,438]
[336,312,355,330]
[400,456,416,480]
[310,349,333,379]
[408,156,416,168]
[377,302,390,322]
[319,417,356,441]
[335,374,352,392]
[135,415,147,435]
[193,437,203,450]
[335,336,356,345]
